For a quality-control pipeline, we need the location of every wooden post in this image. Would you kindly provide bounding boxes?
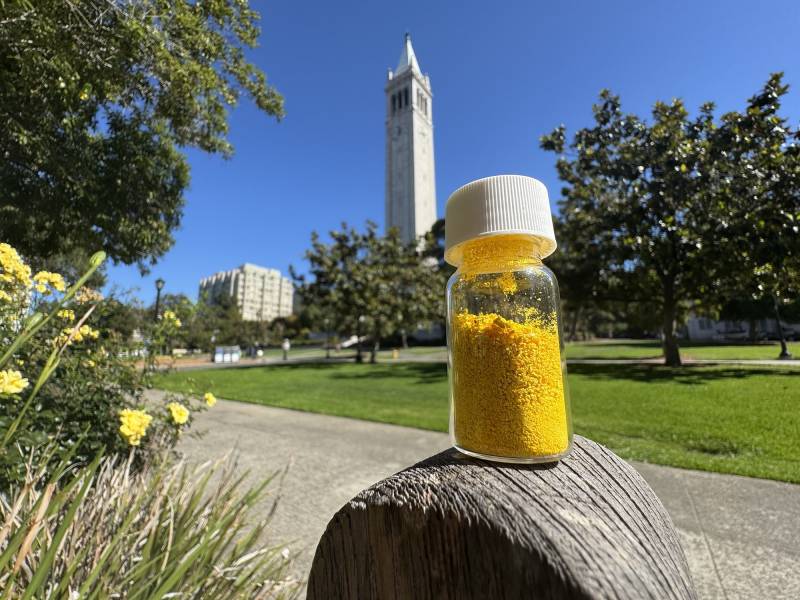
[308,435,696,600]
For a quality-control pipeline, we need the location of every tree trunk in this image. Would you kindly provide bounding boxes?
[370,339,380,364]
[401,329,408,349]
[772,295,792,359]
[568,305,581,342]
[662,296,682,367]
[308,437,696,600]
[748,318,757,343]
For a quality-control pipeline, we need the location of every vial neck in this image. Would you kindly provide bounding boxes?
[459,234,544,274]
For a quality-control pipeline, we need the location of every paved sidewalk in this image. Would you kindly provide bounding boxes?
[170,395,800,599]
[168,353,800,371]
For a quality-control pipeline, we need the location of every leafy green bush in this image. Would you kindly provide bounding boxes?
[0,452,300,598]
[0,244,297,595]
[0,243,211,486]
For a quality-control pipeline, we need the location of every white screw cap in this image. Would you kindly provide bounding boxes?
[444,175,557,266]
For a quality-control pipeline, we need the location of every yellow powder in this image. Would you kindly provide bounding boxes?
[451,310,569,458]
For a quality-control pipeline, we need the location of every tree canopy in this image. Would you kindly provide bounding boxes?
[293,222,444,363]
[0,0,284,268]
[541,73,800,365]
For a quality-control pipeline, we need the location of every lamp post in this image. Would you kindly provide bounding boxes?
[324,317,331,360]
[154,278,165,322]
[356,315,365,363]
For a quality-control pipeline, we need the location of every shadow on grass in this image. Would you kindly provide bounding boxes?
[328,362,447,384]
[250,360,449,384]
[568,363,800,385]
[570,341,661,348]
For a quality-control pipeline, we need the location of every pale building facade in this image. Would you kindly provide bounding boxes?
[198,264,293,322]
[385,34,437,244]
[684,313,799,342]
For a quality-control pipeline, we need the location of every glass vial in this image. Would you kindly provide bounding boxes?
[444,175,572,463]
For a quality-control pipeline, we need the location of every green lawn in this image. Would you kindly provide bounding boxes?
[565,341,664,359]
[566,340,800,361]
[223,340,800,363]
[155,362,800,483]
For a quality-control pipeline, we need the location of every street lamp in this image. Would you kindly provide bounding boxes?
[356,315,366,363]
[324,317,331,360]
[154,278,165,321]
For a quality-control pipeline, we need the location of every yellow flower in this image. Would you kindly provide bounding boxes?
[84,359,96,368]
[33,271,66,295]
[0,290,10,302]
[162,310,182,328]
[0,370,29,395]
[0,243,32,289]
[75,287,103,303]
[57,309,75,321]
[204,392,216,407]
[167,402,189,425]
[56,324,99,346]
[79,324,100,340]
[119,409,152,446]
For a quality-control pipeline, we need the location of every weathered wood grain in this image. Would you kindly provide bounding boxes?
[308,435,696,599]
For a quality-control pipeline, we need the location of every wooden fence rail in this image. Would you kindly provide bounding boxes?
[308,435,696,599]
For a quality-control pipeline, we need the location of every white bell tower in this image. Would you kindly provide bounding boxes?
[385,33,437,244]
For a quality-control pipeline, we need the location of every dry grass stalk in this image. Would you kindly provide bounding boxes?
[0,452,300,598]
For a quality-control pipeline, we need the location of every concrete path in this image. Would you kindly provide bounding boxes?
[172,396,800,599]
[169,353,800,372]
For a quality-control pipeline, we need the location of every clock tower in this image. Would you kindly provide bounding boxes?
[385,34,437,245]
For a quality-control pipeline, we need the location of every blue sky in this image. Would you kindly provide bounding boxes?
[106,0,800,303]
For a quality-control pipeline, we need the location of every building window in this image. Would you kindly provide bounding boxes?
[403,87,409,107]
[391,94,397,113]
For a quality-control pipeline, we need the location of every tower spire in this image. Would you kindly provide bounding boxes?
[396,32,420,74]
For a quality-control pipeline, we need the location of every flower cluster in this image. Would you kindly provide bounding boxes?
[162,310,182,328]
[75,287,104,304]
[116,391,215,447]
[33,271,66,295]
[119,409,153,446]
[0,369,29,395]
[167,402,189,425]
[56,324,100,346]
[57,309,76,321]
[0,243,32,289]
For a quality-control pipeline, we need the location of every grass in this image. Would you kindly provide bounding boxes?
[155,362,800,483]
[565,341,664,360]
[565,339,800,360]
[166,340,800,364]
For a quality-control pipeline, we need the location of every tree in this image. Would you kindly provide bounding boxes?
[540,75,800,365]
[293,222,442,363]
[360,226,443,361]
[546,217,613,341]
[541,94,714,365]
[0,0,284,269]
[707,74,800,358]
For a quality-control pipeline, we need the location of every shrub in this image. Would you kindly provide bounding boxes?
[0,452,300,598]
[0,243,210,486]
[0,244,298,595]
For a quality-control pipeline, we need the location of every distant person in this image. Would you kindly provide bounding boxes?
[282,338,291,361]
